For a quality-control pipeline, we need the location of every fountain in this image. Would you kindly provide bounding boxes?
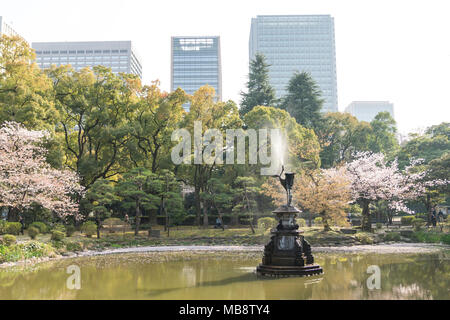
[257,166,323,277]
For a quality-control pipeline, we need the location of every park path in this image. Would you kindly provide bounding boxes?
[80,242,449,257]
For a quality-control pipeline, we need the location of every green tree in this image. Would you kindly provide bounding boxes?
[0,35,56,131]
[232,176,260,233]
[116,167,160,235]
[157,169,183,235]
[84,179,118,238]
[201,177,233,227]
[244,105,321,172]
[240,53,276,116]
[128,82,187,173]
[281,71,324,130]
[397,122,450,223]
[176,85,242,227]
[317,112,372,168]
[48,65,138,189]
[398,122,449,167]
[368,111,399,155]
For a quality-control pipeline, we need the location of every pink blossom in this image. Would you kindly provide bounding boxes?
[0,122,84,220]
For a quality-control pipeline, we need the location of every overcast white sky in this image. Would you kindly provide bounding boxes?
[2,0,450,134]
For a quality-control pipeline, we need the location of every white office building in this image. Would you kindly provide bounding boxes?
[345,101,394,122]
[32,41,142,79]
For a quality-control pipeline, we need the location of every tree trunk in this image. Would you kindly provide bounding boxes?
[135,199,141,236]
[249,220,255,234]
[194,186,201,226]
[426,193,432,226]
[323,215,331,232]
[96,214,101,239]
[361,200,371,232]
[202,201,208,227]
[232,212,239,225]
[7,208,19,222]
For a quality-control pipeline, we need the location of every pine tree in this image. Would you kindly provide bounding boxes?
[240,53,276,116]
[281,72,324,130]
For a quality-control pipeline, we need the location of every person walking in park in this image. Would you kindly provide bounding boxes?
[431,211,437,227]
[215,216,224,231]
[437,209,444,222]
[19,215,24,235]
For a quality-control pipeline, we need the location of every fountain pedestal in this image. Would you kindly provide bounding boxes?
[257,171,323,277]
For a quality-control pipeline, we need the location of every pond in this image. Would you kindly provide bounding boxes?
[0,248,449,299]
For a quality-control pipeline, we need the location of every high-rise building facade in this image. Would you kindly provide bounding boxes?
[32,41,142,79]
[249,15,338,112]
[171,36,222,112]
[345,101,394,122]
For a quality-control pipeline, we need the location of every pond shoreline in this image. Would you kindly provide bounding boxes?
[1,242,449,269]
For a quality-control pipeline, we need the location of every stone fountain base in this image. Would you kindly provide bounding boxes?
[256,205,323,277]
[256,264,323,277]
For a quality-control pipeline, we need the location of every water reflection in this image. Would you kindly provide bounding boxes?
[0,251,448,299]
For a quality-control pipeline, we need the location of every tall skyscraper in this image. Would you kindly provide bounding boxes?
[171,36,222,112]
[32,41,142,79]
[345,101,394,122]
[249,15,338,112]
[0,16,26,41]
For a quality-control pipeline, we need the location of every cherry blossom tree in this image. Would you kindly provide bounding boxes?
[0,122,84,221]
[261,166,351,231]
[345,152,447,231]
[295,167,351,231]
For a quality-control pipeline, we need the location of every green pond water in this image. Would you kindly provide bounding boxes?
[0,250,449,300]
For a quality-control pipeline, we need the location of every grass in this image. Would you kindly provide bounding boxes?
[410,231,450,245]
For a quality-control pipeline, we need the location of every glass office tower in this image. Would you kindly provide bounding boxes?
[171,36,222,112]
[32,41,142,79]
[249,15,338,112]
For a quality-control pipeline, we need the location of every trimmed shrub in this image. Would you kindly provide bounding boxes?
[411,231,448,244]
[441,234,450,245]
[314,217,323,225]
[28,226,39,240]
[5,222,21,235]
[296,218,306,227]
[0,220,7,234]
[53,224,66,233]
[401,216,415,226]
[65,225,76,237]
[355,233,374,244]
[81,221,97,238]
[2,234,17,246]
[103,218,122,226]
[65,241,83,252]
[384,232,401,241]
[257,217,277,231]
[30,222,49,234]
[412,218,426,231]
[19,241,54,259]
[376,223,383,230]
[51,230,65,241]
[103,218,123,233]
